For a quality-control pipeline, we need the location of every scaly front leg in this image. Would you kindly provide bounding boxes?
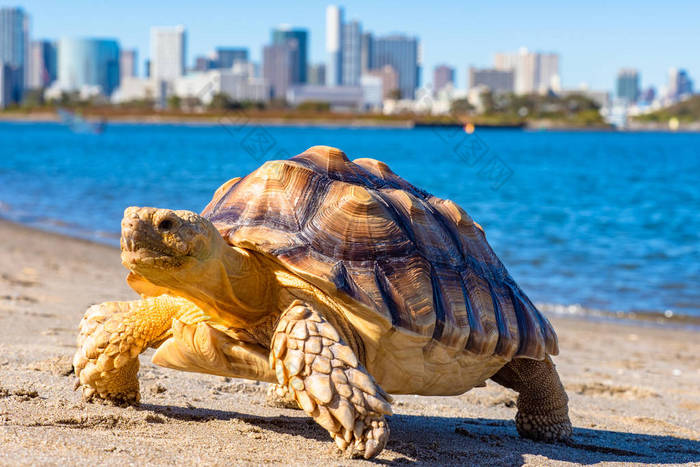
[270,301,393,459]
[73,294,192,404]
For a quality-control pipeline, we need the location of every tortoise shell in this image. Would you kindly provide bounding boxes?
[202,146,557,360]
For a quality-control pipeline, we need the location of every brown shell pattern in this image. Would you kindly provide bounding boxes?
[202,146,558,360]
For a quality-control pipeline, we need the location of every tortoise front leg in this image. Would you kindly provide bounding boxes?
[73,295,191,404]
[490,355,572,441]
[270,301,393,459]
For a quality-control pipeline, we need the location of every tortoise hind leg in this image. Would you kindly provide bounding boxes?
[490,355,572,441]
[270,301,393,459]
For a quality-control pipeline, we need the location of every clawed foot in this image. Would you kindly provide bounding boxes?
[332,414,389,459]
[72,302,144,405]
[516,409,572,441]
[265,383,301,409]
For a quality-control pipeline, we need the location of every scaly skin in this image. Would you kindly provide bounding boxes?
[270,301,393,459]
[491,355,572,441]
[73,295,197,404]
[74,205,573,459]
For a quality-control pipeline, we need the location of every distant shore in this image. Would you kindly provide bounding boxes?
[0,108,624,130]
[0,217,698,464]
[3,108,698,131]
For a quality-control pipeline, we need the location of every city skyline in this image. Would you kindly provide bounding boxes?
[9,0,699,93]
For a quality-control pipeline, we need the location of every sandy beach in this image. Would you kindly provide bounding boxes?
[0,219,698,466]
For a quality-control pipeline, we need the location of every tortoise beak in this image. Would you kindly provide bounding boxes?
[120,207,188,270]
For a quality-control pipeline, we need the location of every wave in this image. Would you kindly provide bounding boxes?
[537,302,700,330]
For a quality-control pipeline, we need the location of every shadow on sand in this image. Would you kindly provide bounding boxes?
[140,403,700,465]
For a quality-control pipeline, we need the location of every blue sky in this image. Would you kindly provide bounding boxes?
[15,0,700,92]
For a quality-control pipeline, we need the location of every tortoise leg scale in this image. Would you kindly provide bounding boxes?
[269,301,393,459]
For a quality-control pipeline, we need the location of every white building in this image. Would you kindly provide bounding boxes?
[360,74,382,110]
[325,5,343,86]
[111,77,159,104]
[286,85,363,111]
[172,69,269,104]
[150,26,186,83]
[494,48,560,95]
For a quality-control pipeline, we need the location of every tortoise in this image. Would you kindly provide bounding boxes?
[73,145,572,458]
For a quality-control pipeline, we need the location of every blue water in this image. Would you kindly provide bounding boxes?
[1,121,698,318]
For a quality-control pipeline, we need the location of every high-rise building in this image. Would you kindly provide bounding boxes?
[433,65,454,93]
[538,53,560,92]
[616,68,639,103]
[57,38,121,96]
[325,5,343,86]
[215,47,248,69]
[371,35,419,99]
[0,63,13,108]
[0,7,29,102]
[120,49,137,81]
[494,48,559,94]
[341,20,361,86]
[28,40,57,89]
[144,59,151,78]
[150,26,186,82]
[640,86,656,104]
[469,67,514,94]
[668,68,694,100]
[307,63,326,85]
[360,32,373,74]
[263,42,298,100]
[272,27,307,83]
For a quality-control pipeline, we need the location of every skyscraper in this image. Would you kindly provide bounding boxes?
[341,20,361,86]
[325,5,343,86]
[263,42,298,99]
[616,68,639,103]
[272,27,307,83]
[371,35,419,99]
[150,26,186,82]
[120,49,137,81]
[360,32,373,74]
[668,68,694,100]
[433,65,455,93]
[538,53,560,92]
[0,64,13,108]
[28,40,57,89]
[58,38,121,96]
[0,7,29,102]
[215,47,248,69]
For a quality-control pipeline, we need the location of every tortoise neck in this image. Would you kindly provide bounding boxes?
[172,239,275,325]
[221,246,277,319]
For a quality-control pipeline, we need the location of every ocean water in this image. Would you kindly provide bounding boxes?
[0,121,698,320]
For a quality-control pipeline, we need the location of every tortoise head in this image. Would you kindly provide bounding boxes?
[120,207,222,272]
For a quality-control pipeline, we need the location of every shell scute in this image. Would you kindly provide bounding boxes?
[204,146,558,359]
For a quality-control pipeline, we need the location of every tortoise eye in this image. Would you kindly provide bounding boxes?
[157,219,174,231]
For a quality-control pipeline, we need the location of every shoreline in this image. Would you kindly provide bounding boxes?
[0,216,698,464]
[4,110,693,132]
[2,217,697,331]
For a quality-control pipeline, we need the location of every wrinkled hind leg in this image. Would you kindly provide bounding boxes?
[73,295,191,404]
[491,355,572,441]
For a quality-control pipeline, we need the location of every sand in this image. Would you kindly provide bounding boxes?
[0,219,698,466]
